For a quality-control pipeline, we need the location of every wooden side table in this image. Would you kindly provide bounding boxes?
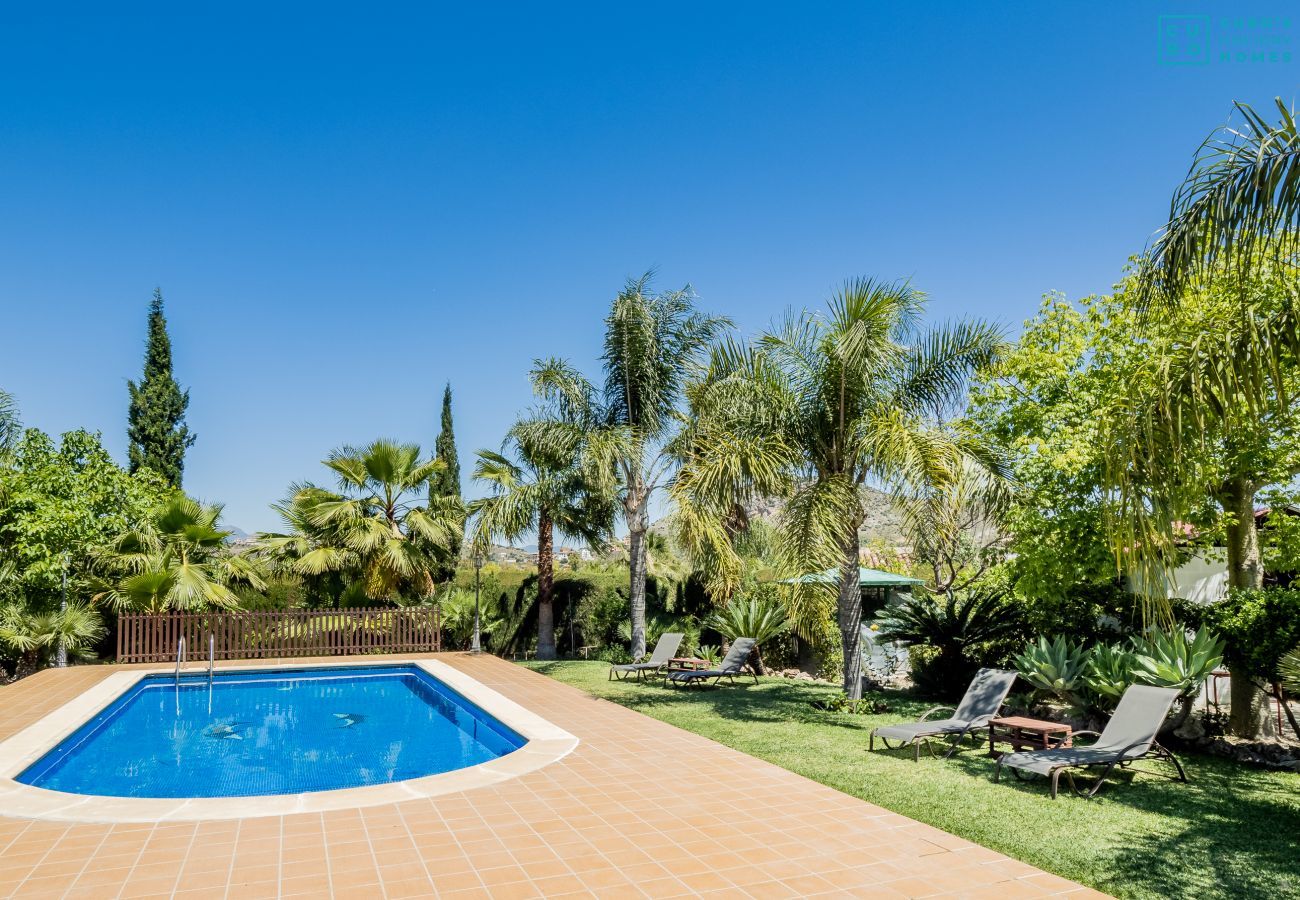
[988,716,1072,757]
[665,657,711,673]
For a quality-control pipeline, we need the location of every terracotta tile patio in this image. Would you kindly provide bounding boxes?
[0,654,1106,898]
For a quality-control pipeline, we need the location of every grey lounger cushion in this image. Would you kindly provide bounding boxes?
[999,684,1179,776]
[872,718,971,743]
[873,668,1018,744]
[610,632,684,675]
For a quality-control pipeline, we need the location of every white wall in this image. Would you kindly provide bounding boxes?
[1166,551,1230,604]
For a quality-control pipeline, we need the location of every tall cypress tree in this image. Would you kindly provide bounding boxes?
[127,288,195,488]
[430,383,462,581]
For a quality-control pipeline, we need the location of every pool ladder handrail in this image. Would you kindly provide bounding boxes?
[175,636,186,685]
[208,633,215,680]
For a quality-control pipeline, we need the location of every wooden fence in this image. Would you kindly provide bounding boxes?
[116,608,442,664]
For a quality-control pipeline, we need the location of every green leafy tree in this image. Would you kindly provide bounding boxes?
[518,274,728,659]
[430,383,463,583]
[969,294,1121,604]
[284,440,465,603]
[468,420,614,660]
[127,289,195,488]
[975,271,1300,736]
[94,496,265,612]
[672,278,1003,697]
[0,429,168,606]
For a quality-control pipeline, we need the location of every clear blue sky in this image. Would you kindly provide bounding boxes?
[1,3,1295,532]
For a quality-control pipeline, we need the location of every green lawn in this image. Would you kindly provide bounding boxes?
[521,660,1299,900]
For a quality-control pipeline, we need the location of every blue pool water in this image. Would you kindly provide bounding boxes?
[17,665,525,798]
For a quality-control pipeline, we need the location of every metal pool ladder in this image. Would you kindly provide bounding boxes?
[175,636,186,684]
[208,633,215,680]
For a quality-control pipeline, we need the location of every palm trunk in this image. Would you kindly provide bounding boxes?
[838,526,864,699]
[626,488,649,661]
[1222,477,1268,737]
[536,507,557,661]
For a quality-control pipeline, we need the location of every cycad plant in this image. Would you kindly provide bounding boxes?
[705,586,789,676]
[95,496,265,612]
[877,589,1024,699]
[672,278,1003,697]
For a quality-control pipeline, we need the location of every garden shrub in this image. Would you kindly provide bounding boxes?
[1185,588,1300,684]
[576,586,628,650]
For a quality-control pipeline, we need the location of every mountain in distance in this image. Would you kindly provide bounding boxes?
[650,486,907,544]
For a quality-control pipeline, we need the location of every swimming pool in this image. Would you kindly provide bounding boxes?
[16,665,526,799]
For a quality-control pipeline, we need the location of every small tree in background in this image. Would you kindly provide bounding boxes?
[430,383,463,582]
[127,289,195,488]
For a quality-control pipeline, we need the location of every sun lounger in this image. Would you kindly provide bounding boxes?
[870,668,1018,761]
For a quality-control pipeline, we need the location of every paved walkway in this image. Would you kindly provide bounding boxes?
[0,654,1104,898]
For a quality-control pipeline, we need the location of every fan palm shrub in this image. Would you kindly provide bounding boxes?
[672,278,1004,697]
[94,496,265,612]
[266,440,464,604]
[705,585,789,675]
[254,486,362,608]
[0,601,106,679]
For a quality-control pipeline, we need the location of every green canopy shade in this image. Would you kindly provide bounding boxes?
[779,566,924,587]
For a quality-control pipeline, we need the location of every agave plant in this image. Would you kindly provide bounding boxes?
[1084,643,1136,706]
[705,587,789,675]
[695,644,721,665]
[1014,635,1089,704]
[1130,626,1225,698]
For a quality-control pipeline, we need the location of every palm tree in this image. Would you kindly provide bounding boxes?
[1142,98,1300,302]
[518,274,729,659]
[0,600,105,679]
[288,439,464,604]
[0,389,19,459]
[253,486,363,608]
[673,278,1003,697]
[468,421,614,659]
[95,496,265,612]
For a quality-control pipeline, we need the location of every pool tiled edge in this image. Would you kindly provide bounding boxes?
[0,659,577,823]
